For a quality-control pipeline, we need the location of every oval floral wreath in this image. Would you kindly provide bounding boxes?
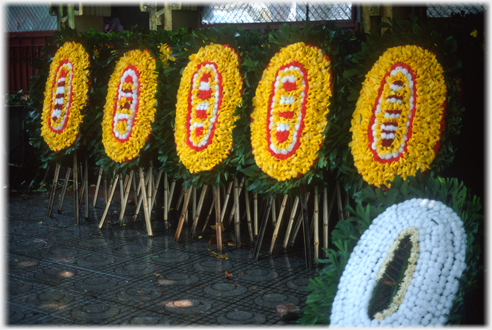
[250,42,332,181]
[102,49,157,163]
[41,41,90,152]
[174,43,242,173]
[350,45,447,187]
[331,198,466,326]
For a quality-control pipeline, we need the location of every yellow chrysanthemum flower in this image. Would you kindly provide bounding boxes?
[350,45,447,187]
[250,42,332,181]
[101,49,158,163]
[41,41,90,152]
[174,43,242,173]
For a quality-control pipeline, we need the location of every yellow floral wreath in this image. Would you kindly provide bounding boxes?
[350,45,447,187]
[174,43,242,173]
[41,41,90,152]
[102,49,157,163]
[250,42,332,181]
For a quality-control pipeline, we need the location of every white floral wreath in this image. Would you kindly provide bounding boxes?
[331,198,466,326]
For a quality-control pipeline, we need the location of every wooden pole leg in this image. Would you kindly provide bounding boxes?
[301,186,313,268]
[57,167,71,214]
[245,191,254,243]
[174,186,192,242]
[282,195,300,250]
[164,172,169,229]
[98,173,119,228]
[253,197,273,259]
[47,162,61,217]
[93,167,103,207]
[190,185,208,238]
[73,152,79,225]
[233,177,240,247]
[119,170,134,226]
[214,186,223,252]
[289,192,311,248]
[269,194,288,254]
[139,167,153,236]
[313,186,319,260]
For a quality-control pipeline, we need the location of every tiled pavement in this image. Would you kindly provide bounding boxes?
[8,189,320,325]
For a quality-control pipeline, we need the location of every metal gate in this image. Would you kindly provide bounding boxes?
[7,31,54,94]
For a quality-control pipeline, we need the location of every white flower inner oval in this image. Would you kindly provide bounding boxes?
[267,61,308,159]
[369,63,416,162]
[187,62,221,151]
[50,60,73,132]
[112,66,139,142]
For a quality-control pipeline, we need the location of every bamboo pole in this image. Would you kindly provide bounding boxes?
[233,177,241,247]
[176,186,185,211]
[290,192,311,247]
[245,190,254,243]
[150,170,162,210]
[282,195,300,249]
[138,167,153,236]
[98,173,119,228]
[83,158,89,220]
[192,187,196,225]
[174,186,192,241]
[253,197,273,259]
[220,181,233,224]
[301,186,313,268]
[269,194,288,254]
[214,186,223,252]
[132,169,152,221]
[323,187,329,258]
[73,152,79,225]
[164,172,169,229]
[93,166,103,207]
[190,185,208,238]
[57,167,71,214]
[314,186,319,260]
[47,162,61,217]
[201,197,215,235]
[310,192,321,237]
[336,182,344,221]
[226,177,245,225]
[253,193,258,236]
[147,167,153,220]
[118,176,124,216]
[78,165,87,210]
[168,178,176,210]
[271,197,277,229]
[132,170,138,199]
[103,172,108,205]
[119,170,134,226]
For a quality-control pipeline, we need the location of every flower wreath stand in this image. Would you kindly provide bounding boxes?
[168,27,247,252]
[27,28,93,225]
[239,23,354,266]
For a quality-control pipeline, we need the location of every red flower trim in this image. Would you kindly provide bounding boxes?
[112,64,141,143]
[185,61,223,152]
[266,60,308,160]
[367,62,417,164]
[48,59,73,134]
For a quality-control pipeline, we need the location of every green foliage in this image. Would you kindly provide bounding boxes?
[300,173,483,325]
[5,90,29,106]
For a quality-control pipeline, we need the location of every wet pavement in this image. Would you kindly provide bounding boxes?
[8,188,319,325]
